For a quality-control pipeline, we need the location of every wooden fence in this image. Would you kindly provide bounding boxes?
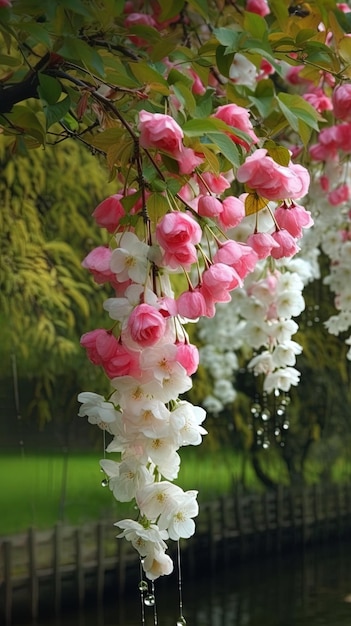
[1,482,351,624]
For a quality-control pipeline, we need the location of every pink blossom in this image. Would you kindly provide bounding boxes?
[328,184,350,206]
[214,240,258,279]
[201,263,241,302]
[197,172,231,194]
[0,0,11,6]
[176,342,199,376]
[127,303,166,347]
[156,211,202,251]
[92,194,126,232]
[218,195,245,229]
[274,202,313,238]
[270,229,300,259]
[337,3,351,12]
[213,103,258,148]
[246,0,270,16]
[198,195,223,218]
[188,68,206,95]
[138,110,184,155]
[237,149,310,200]
[82,247,116,285]
[246,232,280,259]
[80,329,113,365]
[176,289,207,319]
[303,88,332,113]
[103,342,140,379]
[162,243,198,270]
[176,146,203,174]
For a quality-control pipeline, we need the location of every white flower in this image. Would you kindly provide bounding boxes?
[100,457,154,502]
[110,231,149,283]
[248,351,274,375]
[275,289,305,318]
[272,341,303,367]
[143,546,174,580]
[229,53,258,88]
[170,401,207,446]
[269,319,299,342]
[103,284,144,322]
[264,367,301,393]
[77,392,121,431]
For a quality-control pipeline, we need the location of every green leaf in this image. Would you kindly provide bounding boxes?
[183,117,231,136]
[263,140,291,166]
[18,21,52,47]
[45,95,72,130]
[157,0,185,21]
[58,37,105,76]
[187,0,209,20]
[243,10,268,41]
[213,28,240,50]
[38,73,62,105]
[245,193,268,217]
[129,61,169,95]
[206,132,240,168]
[277,93,320,134]
[57,0,92,17]
[5,106,46,144]
[216,45,234,77]
[0,54,21,67]
[172,82,196,114]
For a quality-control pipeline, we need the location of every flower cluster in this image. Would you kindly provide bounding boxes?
[78,101,311,577]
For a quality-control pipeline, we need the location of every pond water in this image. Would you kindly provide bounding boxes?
[22,539,351,626]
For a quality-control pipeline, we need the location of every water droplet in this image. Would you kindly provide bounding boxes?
[177,617,187,626]
[261,409,271,421]
[144,593,155,607]
[262,440,270,449]
[274,427,281,437]
[274,388,280,397]
[282,420,290,430]
[101,478,109,487]
[251,403,261,416]
[138,580,148,592]
[276,406,285,417]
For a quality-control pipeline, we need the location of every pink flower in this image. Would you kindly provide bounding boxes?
[82,247,117,285]
[176,342,199,376]
[213,103,258,148]
[156,211,202,252]
[188,68,206,95]
[176,289,207,319]
[246,0,270,16]
[138,110,184,155]
[237,149,310,200]
[103,342,140,379]
[197,172,231,194]
[127,303,166,347]
[0,0,11,6]
[176,146,203,174]
[274,202,313,238]
[303,88,332,113]
[92,194,126,232]
[270,229,300,259]
[218,195,245,229]
[214,240,258,279]
[333,84,351,121]
[246,232,280,259]
[201,263,241,303]
[198,195,223,218]
[80,329,113,365]
[328,184,350,206]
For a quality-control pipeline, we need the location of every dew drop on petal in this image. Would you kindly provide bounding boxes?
[177,617,187,625]
[101,478,109,487]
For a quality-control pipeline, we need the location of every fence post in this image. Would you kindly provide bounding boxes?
[96,522,105,604]
[75,528,85,607]
[3,541,12,626]
[28,527,39,622]
[53,523,62,614]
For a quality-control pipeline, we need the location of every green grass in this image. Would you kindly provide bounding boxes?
[0,445,260,536]
[2,444,350,536]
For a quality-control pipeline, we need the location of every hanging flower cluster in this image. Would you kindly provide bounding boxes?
[78,94,312,578]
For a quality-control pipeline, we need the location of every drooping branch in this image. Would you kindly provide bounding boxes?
[0,53,52,114]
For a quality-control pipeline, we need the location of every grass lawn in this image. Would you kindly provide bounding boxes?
[0,444,259,536]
